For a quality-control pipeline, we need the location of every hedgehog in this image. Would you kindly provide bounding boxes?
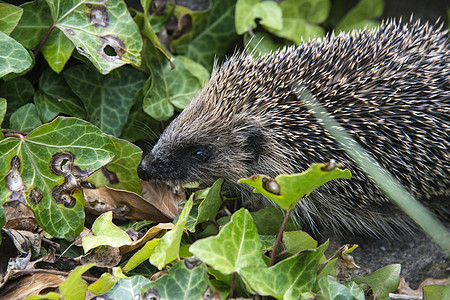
[138,19,450,237]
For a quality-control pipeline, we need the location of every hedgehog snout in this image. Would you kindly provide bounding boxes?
[137,152,167,182]
[137,154,152,181]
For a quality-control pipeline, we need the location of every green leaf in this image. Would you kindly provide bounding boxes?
[0,4,23,35]
[9,103,42,132]
[123,239,159,273]
[88,273,114,295]
[0,77,34,127]
[190,208,266,275]
[239,162,351,210]
[88,135,142,194]
[59,263,95,300]
[103,275,151,299]
[120,100,161,142]
[64,64,147,136]
[142,41,210,121]
[319,277,365,300]
[142,259,209,300]
[10,1,52,49]
[352,264,401,300]
[186,178,223,232]
[235,0,282,34]
[140,0,173,64]
[240,241,328,299]
[0,31,32,78]
[423,285,450,300]
[82,211,132,253]
[150,196,193,269]
[41,30,75,73]
[172,0,238,70]
[244,32,288,57]
[335,0,384,32]
[35,68,86,122]
[0,117,115,240]
[249,206,298,235]
[282,231,318,255]
[0,98,6,139]
[148,1,176,32]
[43,0,143,74]
[88,267,126,295]
[0,204,5,229]
[25,292,61,300]
[266,0,330,43]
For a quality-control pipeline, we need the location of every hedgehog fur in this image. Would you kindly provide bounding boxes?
[138,19,450,237]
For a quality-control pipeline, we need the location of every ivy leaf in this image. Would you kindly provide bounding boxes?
[103,275,151,299]
[235,0,282,34]
[423,285,450,300]
[140,0,173,64]
[244,32,289,57]
[41,30,75,73]
[9,103,42,132]
[282,231,318,255]
[319,277,365,300]
[190,208,266,275]
[352,264,401,300]
[335,0,384,32]
[88,267,126,295]
[0,31,32,78]
[142,42,209,121]
[123,239,159,273]
[10,1,52,49]
[142,259,209,300]
[248,206,298,235]
[0,3,23,35]
[0,197,4,228]
[0,77,34,127]
[240,241,328,298]
[35,68,86,123]
[266,0,330,43]
[119,99,161,142]
[59,264,95,300]
[82,211,132,253]
[0,98,6,139]
[44,0,143,74]
[172,0,238,70]
[150,196,193,269]
[0,117,115,240]
[239,162,351,211]
[64,64,147,136]
[185,178,223,232]
[88,135,143,194]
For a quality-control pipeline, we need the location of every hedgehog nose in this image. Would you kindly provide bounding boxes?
[137,160,150,181]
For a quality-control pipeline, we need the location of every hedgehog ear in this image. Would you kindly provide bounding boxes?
[241,125,265,158]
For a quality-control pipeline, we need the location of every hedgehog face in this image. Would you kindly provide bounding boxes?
[137,107,267,188]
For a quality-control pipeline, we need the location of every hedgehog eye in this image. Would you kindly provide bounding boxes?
[192,149,209,162]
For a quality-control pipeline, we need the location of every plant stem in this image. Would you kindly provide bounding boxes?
[34,25,55,57]
[269,209,291,267]
[229,272,236,298]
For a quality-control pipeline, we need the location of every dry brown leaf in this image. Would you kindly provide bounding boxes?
[334,244,359,282]
[77,245,121,268]
[84,184,179,222]
[120,223,175,255]
[141,180,184,219]
[0,272,65,300]
[4,201,39,233]
[397,276,450,297]
[2,228,41,255]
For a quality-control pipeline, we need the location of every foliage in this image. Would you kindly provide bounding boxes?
[0,0,433,299]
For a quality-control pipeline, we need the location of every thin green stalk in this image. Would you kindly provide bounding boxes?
[269,209,291,267]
